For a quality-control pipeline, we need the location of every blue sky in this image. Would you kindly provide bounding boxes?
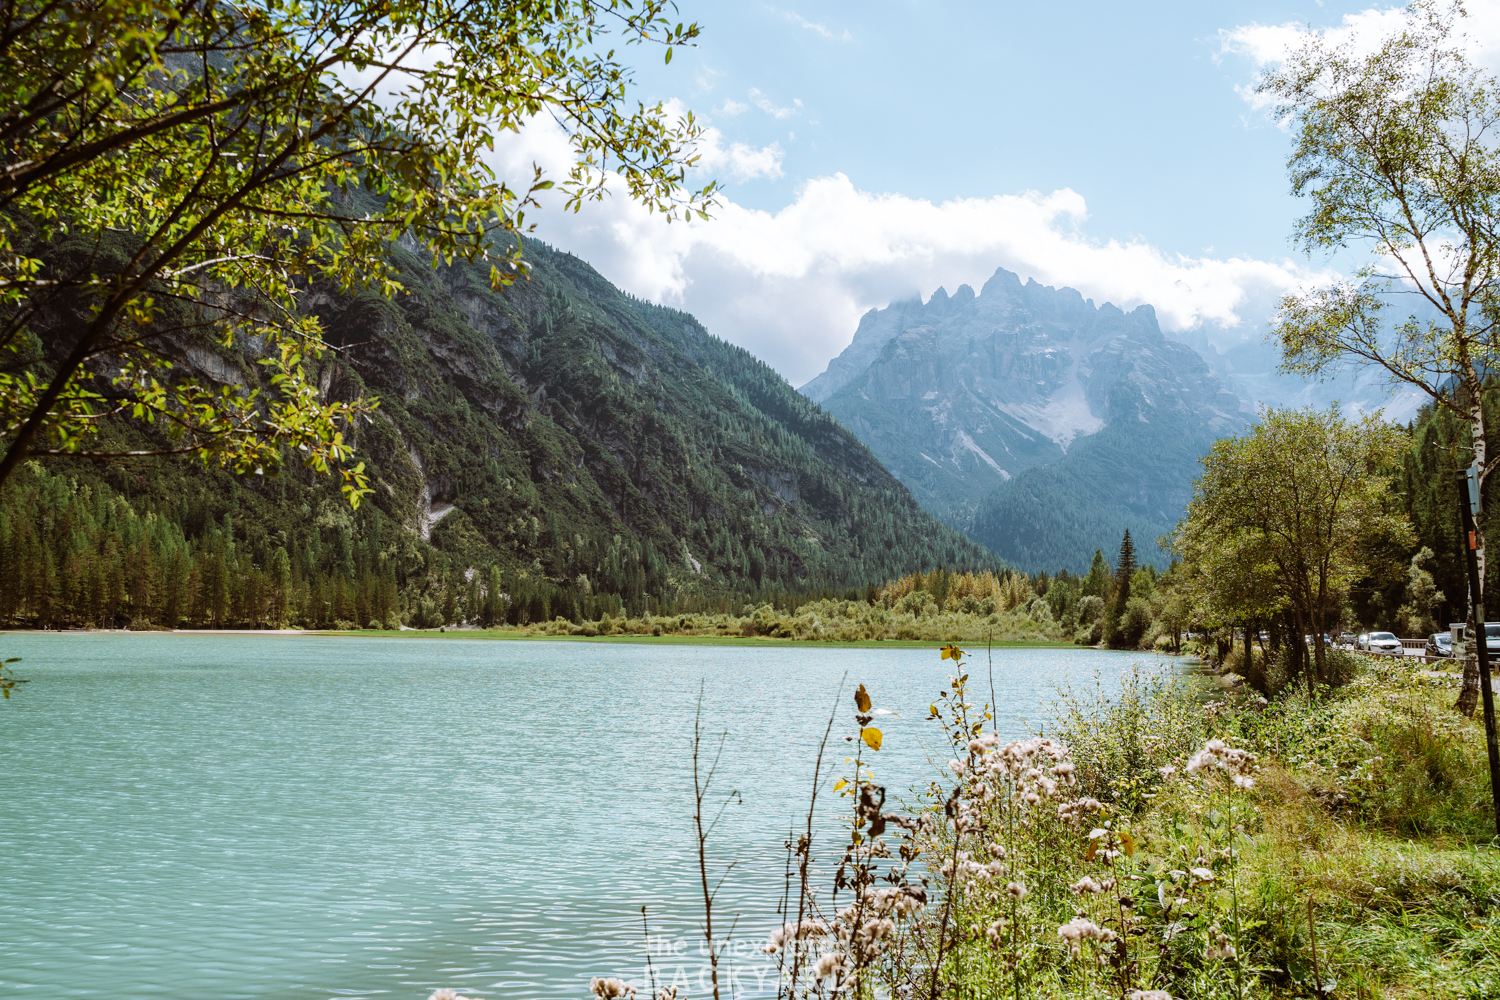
[500,1,1499,385]
[629,0,1321,260]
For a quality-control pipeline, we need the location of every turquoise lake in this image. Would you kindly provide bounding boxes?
[0,633,1172,999]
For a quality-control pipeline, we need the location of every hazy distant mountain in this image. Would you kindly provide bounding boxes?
[800,268,1252,571]
[1200,336,1428,424]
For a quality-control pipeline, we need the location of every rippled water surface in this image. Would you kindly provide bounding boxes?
[0,633,1171,999]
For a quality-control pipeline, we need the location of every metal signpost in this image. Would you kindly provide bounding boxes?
[1455,465,1500,838]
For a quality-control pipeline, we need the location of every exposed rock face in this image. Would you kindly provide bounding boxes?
[800,268,1251,570]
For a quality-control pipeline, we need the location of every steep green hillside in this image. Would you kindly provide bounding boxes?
[1,236,1000,628]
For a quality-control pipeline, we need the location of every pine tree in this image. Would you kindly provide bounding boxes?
[1103,530,1136,648]
[1081,549,1113,601]
[269,548,292,627]
[1113,530,1136,614]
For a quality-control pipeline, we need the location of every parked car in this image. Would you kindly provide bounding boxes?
[1357,631,1404,655]
[1338,631,1356,646]
[1450,623,1500,657]
[1426,632,1453,659]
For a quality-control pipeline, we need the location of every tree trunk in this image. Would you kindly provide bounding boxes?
[1459,398,1487,717]
[1313,568,1328,684]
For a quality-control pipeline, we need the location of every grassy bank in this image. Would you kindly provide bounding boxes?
[649,650,1500,1000]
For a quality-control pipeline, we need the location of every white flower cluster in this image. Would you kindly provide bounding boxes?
[1185,739,1258,790]
[1204,922,1236,961]
[1056,916,1117,957]
[948,851,1007,882]
[761,884,924,990]
[761,919,830,954]
[588,978,636,1000]
[811,950,845,984]
[1069,875,1111,895]
[863,885,925,919]
[945,734,1105,834]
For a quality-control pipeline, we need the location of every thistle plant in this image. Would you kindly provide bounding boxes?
[568,648,1291,1000]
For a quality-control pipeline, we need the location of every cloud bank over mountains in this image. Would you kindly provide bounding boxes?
[494,3,1500,388]
[497,115,1323,387]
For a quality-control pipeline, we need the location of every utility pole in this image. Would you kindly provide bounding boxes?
[1455,466,1500,837]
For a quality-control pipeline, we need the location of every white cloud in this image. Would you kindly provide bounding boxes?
[717,99,749,116]
[693,130,785,181]
[775,8,852,41]
[495,142,1321,384]
[748,87,800,119]
[1220,1,1500,109]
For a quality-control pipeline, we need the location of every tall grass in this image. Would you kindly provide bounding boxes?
[421,647,1500,1000]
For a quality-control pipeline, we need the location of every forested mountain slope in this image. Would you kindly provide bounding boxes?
[1,235,999,628]
[801,268,1251,571]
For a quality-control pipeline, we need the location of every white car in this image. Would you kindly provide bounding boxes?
[1358,631,1404,655]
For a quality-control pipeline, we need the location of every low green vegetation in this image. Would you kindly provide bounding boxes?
[622,648,1499,1000]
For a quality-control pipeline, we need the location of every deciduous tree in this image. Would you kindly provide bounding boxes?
[1263,0,1500,711]
[0,0,714,502]
[1174,408,1411,690]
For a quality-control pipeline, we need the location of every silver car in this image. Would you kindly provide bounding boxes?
[1358,631,1404,655]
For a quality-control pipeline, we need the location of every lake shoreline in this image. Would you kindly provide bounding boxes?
[0,627,1086,650]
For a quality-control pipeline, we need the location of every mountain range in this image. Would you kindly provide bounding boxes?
[800,268,1253,571]
[9,228,1002,629]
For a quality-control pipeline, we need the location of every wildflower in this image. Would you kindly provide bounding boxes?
[1185,739,1258,785]
[811,951,846,984]
[1070,876,1105,895]
[967,738,987,754]
[1189,867,1215,884]
[1232,774,1255,790]
[1057,916,1115,957]
[1006,881,1028,899]
[762,919,829,953]
[988,842,1008,858]
[1024,790,1040,805]
[1159,765,1177,778]
[986,918,1007,947]
[1126,991,1175,1000]
[1052,761,1075,778]
[589,979,636,1000]
[657,990,678,1000]
[948,759,966,775]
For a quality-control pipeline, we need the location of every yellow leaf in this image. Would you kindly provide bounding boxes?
[861,727,883,751]
[1120,831,1136,857]
[833,779,847,792]
[1085,840,1099,863]
[855,684,872,713]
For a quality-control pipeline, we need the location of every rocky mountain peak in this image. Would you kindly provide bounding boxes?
[799,270,1251,569]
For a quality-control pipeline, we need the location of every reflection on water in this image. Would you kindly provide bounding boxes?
[0,633,1170,999]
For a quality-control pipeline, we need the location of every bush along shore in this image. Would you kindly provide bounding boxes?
[532,645,1499,1000]
[332,568,1182,645]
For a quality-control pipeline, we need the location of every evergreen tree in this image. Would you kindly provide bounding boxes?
[270,549,292,627]
[1103,530,1136,648]
[1081,549,1113,601]
[1113,530,1137,614]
